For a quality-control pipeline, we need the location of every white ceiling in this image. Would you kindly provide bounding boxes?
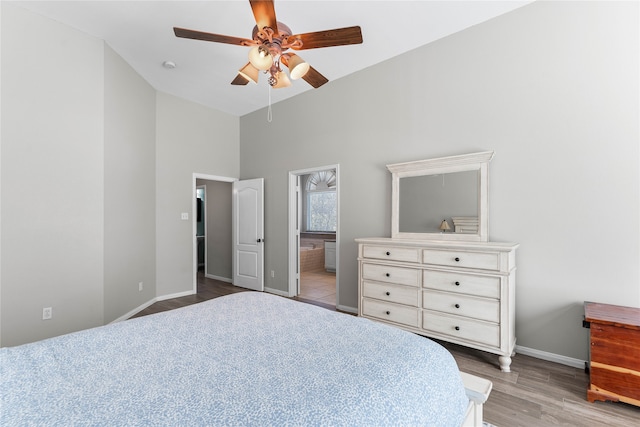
[12,1,532,116]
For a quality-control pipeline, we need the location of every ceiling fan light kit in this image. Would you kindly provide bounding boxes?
[174,0,362,90]
[248,45,273,71]
[272,71,292,89]
[238,62,260,84]
[286,54,310,80]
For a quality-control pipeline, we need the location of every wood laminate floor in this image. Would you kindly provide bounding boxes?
[130,275,639,426]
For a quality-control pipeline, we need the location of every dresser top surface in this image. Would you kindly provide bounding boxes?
[355,237,519,251]
[585,302,640,329]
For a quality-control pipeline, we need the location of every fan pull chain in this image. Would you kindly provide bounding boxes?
[267,85,273,123]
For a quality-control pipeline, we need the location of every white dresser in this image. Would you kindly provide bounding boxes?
[357,237,518,372]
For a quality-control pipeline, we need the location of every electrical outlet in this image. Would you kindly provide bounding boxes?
[42,307,52,320]
[181,212,189,220]
[138,282,144,292]
[271,270,275,278]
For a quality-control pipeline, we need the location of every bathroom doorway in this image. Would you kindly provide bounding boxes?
[288,165,339,308]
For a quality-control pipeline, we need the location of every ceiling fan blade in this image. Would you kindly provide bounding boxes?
[231,74,250,85]
[249,0,278,33]
[282,53,328,88]
[288,26,363,50]
[174,27,254,46]
[302,66,329,88]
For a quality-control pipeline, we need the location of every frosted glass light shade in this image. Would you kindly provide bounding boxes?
[288,55,310,79]
[238,63,259,84]
[248,46,273,71]
[272,71,292,88]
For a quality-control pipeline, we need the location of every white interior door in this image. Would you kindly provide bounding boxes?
[233,178,264,291]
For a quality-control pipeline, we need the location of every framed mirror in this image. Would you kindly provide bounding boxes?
[388,151,494,242]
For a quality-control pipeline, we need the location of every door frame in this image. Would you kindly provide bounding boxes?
[192,173,237,295]
[196,184,207,273]
[287,164,340,303]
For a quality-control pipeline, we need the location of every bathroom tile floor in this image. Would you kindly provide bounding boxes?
[299,270,336,307]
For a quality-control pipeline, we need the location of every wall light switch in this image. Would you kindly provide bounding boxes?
[181,212,189,220]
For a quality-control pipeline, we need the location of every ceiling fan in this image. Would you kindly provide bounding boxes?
[173,0,363,89]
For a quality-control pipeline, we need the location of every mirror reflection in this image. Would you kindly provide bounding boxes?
[388,151,493,241]
[398,171,478,234]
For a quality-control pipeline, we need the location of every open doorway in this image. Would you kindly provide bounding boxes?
[191,173,265,294]
[288,165,339,308]
[196,185,206,273]
[191,174,235,294]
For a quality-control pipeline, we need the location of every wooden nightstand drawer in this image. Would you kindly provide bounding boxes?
[362,299,420,328]
[423,249,499,271]
[423,270,500,299]
[363,281,419,307]
[423,290,499,323]
[362,263,420,287]
[362,245,421,263]
[423,311,500,348]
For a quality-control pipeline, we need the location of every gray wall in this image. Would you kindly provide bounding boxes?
[399,171,478,233]
[155,93,239,298]
[0,3,240,346]
[1,5,105,345]
[104,45,157,323]
[240,1,639,361]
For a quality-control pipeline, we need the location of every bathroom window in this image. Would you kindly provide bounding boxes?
[306,170,337,232]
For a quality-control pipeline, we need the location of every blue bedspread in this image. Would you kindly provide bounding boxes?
[1,292,468,426]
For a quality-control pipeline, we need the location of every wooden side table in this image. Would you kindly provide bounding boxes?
[584,302,640,407]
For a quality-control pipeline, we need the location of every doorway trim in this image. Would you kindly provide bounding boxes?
[287,165,340,305]
[192,173,237,295]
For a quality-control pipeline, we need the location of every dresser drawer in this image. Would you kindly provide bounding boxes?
[363,281,419,307]
[362,299,420,328]
[362,263,420,287]
[423,290,499,323]
[362,245,421,263]
[423,249,499,271]
[423,311,500,348]
[423,270,500,299]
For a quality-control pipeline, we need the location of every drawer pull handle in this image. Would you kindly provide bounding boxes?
[455,281,460,286]
[385,311,391,315]
[385,273,390,277]
[454,257,460,262]
[385,291,390,296]
[455,326,460,331]
[455,304,460,309]
[386,251,391,256]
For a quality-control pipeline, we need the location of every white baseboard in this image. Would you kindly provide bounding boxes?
[205,273,232,283]
[337,304,357,314]
[515,345,586,369]
[157,290,194,301]
[115,289,196,323]
[110,297,158,324]
[264,287,290,297]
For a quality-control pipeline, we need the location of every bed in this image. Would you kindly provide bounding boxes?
[1,292,491,426]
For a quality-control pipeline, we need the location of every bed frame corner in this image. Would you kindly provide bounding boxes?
[460,371,493,427]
